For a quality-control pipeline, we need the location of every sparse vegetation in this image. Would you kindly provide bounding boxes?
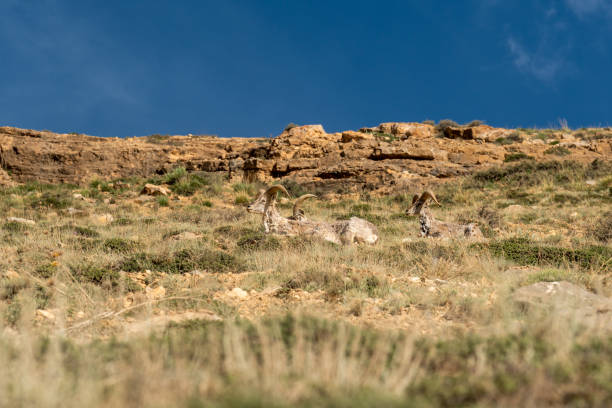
[504,152,533,162]
[545,145,571,156]
[0,157,611,407]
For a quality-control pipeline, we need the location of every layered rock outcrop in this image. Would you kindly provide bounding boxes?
[1,123,610,193]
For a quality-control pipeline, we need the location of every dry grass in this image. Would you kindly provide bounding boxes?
[0,161,610,407]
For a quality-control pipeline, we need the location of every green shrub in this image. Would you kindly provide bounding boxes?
[435,119,460,132]
[35,262,58,279]
[504,152,533,162]
[545,146,571,156]
[232,183,255,195]
[471,160,612,188]
[2,221,31,233]
[237,230,282,251]
[119,248,245,274]
[235,195,250,205]
[495,132,523,145]
[164,167,187,185]
[112,217,133,226]
[589,211,612,243]
[157,196,169,207]
[74,226,99,238]
[524,269,577,285]
[465,119,484,127]
[70,264,120,286]
[284,122,299,132]
[477,237,611,270]
[103,238,140,253]
[29,191,72,209]
[280,179,307,197]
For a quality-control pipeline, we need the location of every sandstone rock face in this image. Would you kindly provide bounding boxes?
[0,124,609,194]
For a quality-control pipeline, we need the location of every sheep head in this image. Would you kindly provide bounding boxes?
[406,190,440,216]
[292,194,317,219]
[247,189,267,214]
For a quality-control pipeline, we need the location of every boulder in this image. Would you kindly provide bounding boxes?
[513,281,612,330]
[141,183,171,196]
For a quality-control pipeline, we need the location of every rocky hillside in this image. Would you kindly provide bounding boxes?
[1,123,610,192]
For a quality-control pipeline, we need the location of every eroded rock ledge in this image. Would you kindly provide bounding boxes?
[1,123,610,193]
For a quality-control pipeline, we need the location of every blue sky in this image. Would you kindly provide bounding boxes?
[1,0,611,138]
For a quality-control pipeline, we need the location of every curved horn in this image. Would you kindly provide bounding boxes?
[292,194,317,218]
[419,190,441,206]
[264,185,290,200]
[411,194,419,205]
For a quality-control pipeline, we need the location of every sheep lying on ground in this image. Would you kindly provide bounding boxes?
[247,186,378,245]
[406,191,484,240]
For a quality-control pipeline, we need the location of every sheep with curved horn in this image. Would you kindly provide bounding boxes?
[289,194,317,221]
[258,185,294,234]
[406,190,484,240]
[246,185,378,245]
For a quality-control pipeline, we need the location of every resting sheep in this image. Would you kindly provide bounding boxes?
[406,191,484,240]
[247,185,378,245]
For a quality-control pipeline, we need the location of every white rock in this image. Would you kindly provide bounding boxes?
[6,217,35,225]
[36,309,56,321]
[229,287,248,299]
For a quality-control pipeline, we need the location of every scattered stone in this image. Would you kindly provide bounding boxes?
[145,283,166,300]
[3,270,20,279]
[141,183,171,196]
[172,231,203,240]
[92,213,114,225]
[586,180,596,186]
[36,309,56,321]
[67,207,86,216]
[73,193,85,200]
[6,217,35,225]
[513,281,612,330]
[229,287,248,299]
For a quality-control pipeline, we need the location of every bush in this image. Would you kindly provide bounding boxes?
[471,160,612,188]
[237,230,282,251]
[476,237,612,270]
[544,146,571,156]
[157,196,169,207]
[232,183,255,195]
[589,212,612,243]
[29,191,72,209]
[119,248,245,274]
[74,226,99,238]
[235,195,250,205]
[2,221,31,233]
[435,119,460,132]
[465,119,484,127]
[504,153,533,162]
[103,238,140,253]
[70,264,120,287]
[164,167,187,185]
[35,262,58,279]
[495,132,523,145]
[280,179,307,197]
[284,123,299,132]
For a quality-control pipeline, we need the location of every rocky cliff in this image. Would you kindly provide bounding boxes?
[1,123,610,192]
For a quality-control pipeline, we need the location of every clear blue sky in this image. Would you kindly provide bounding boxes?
[1,0,611,138]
